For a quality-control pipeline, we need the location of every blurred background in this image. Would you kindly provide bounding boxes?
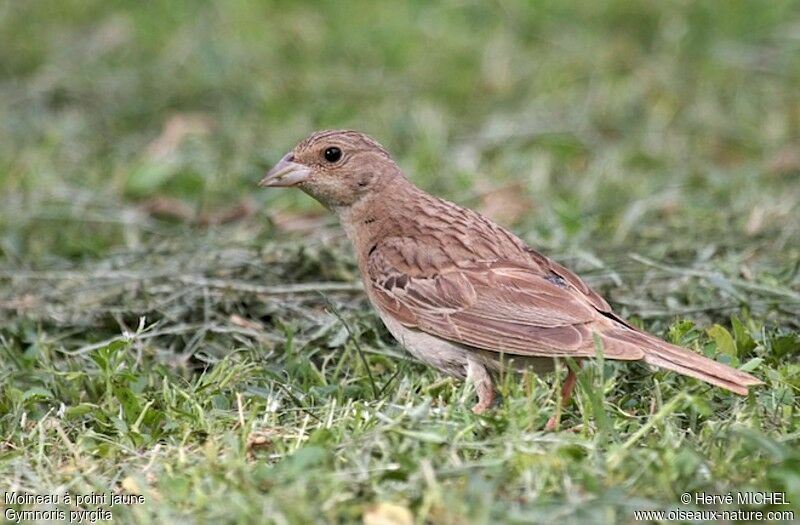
[1,1,799,523]
[2,0,798,262]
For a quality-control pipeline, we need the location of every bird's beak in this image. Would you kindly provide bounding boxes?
[259,153,311,187]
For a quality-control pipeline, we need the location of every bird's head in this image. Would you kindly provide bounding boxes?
[260,130,403,209]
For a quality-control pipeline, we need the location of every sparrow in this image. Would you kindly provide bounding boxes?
[260,130,762,428]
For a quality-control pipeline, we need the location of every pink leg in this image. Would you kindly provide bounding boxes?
[467,359,495,414]
[545,364,580,431]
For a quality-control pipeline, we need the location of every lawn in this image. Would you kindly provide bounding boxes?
[1,1,799,523]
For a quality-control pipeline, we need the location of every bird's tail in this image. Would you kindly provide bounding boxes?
[606,328,763,395]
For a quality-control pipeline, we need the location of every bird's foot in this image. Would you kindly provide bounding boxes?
[545,413,561,432]
[471,395,493,414]
[545,417,581,433]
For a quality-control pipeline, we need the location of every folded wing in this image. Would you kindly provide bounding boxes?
[367,238,644,360]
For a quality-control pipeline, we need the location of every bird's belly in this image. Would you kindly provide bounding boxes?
[378,311,470,378]
[377,312,558,377]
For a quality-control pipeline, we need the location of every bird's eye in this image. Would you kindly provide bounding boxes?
[323,147,342,163]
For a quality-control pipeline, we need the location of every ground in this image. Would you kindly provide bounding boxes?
[1,1,799,523]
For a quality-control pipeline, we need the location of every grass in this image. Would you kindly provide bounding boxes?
[1,0,799,523]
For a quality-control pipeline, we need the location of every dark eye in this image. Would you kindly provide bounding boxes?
[324,147,342,163]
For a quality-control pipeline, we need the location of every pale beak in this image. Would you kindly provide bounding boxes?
[259,153,311,187]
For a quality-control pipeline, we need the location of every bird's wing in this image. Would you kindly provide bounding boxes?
[367,238,643,359]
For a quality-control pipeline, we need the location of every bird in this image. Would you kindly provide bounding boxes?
[260,129,763,429]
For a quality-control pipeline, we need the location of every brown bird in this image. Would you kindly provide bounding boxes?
[260,130,762,428]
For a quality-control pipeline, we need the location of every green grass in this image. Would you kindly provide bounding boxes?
[1,0,799,523]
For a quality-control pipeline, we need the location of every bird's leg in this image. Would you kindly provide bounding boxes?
[545,362,581,431]
[466,358,495,414]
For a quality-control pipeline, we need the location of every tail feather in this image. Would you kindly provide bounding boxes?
[605,328,763,395]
